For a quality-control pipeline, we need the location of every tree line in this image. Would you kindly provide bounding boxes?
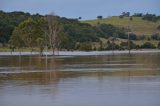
[0,11,128,53]
[120,12,160,22]
[0,10,160,55]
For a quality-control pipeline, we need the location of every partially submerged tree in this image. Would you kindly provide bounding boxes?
[9,17,47,56]
[9,27,25,51]
[17,18,37,52]
[47,12,62,55]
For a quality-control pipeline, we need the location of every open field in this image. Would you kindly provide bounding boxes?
[82,16,160,36]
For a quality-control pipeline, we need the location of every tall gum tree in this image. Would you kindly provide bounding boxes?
[9,17,47,55]
[47,12,61,55]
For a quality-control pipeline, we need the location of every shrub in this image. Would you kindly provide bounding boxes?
[129,33,137,40]
[141,42,156,49]
[137,35,145,40]
[157,42,160,49]
[129,17,133,21]
[105,42,120,50]
[157,25,160,30]
[151,33,160,40]
[120,41,137,49]
[78,42,92,51]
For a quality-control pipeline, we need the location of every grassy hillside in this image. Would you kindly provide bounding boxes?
[82,16,160,36]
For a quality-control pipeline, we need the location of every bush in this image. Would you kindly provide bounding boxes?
[132,13,143,17]
[157,42,160,49]
[105,42,120,50]
[129,17,133,21]
[78,42,92,51]
[120,41,137,49]
[151,33,160,40]
[137,35,146,40]
[129,33,137,40]
[157,25,160,30]
[141,42,156,49]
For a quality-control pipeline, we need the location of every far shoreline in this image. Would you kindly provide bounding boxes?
[0,49,160,56]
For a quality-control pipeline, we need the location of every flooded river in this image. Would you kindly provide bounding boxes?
[0,52,160,106]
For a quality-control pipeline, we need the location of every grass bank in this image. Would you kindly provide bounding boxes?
[82,16,160,36]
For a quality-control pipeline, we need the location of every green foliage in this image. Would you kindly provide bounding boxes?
[120,41,137,49]
[94,24,127,39]
[157,25,160,30]
[141,42,156,49]
[9,27,25,48]
[36,37,45,56]
[58,32,75,50]
[142,13,159,22]
[0,11,42,44]
[9,17,46,52]
[157,42,160,49]
[78,42,92,51]
[2,10,160,51]
[129,33,137,40]
[151,33,160,40]
[121,12,130,17]
[63,22,99,43]
[132,13,143,17]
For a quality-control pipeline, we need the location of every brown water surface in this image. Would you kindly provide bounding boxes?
[0,53,160,106]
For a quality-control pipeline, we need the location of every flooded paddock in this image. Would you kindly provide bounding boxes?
[0,52,160,106]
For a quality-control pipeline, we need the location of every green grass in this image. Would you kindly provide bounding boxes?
[0,47,40,52]
[82,16,160,36]
[133,40,159,46]
[0,47,11,52]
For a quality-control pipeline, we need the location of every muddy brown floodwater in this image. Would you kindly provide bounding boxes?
[0,52,160,106]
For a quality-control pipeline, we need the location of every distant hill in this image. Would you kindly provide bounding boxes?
[82,16,160,36]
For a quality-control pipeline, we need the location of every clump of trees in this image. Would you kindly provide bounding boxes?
[94,24,127,39]
[119,12,160,22]
[122,12,130,17]
[132,13,143,17]
[129,33,137,40]
[97,16,103,19]
[142,13,158,22]
[151,33,160,40]
[132,12,160,22]
[0,10,42,45]
[9,17,47,56]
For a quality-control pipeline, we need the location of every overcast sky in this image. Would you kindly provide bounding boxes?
[0,0,160,20]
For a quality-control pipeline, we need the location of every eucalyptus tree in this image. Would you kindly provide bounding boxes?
[10,17,47,55]
[16,17,37,52]
[34,18,47,56]
[9,27,25,52]
[47,12,62,55]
